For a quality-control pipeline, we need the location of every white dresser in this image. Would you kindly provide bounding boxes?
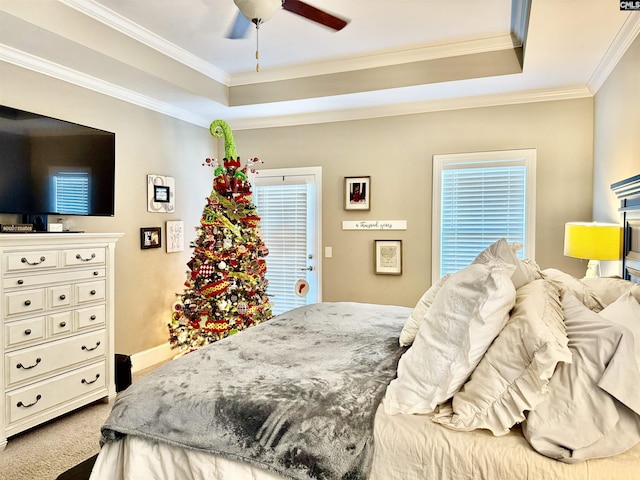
[0,233,122,449]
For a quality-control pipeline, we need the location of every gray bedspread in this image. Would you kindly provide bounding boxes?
[101,302,409,480]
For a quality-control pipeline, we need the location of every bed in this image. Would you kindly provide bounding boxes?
[90,173,640,480]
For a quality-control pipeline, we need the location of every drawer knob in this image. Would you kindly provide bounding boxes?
[93,271,99,276]
[60,321,67,328]
[24,329,32,335]
[59,294,66,300]
[81,373,101,385]
[17,357,41,370]
[21,256,46,266]
[82,341,101,352]
[24,300,32,306]
[76,253,96,262]
[90,290,96,295]
[17,394,42,408]
[90,315,97,320]
[17,279,24,285]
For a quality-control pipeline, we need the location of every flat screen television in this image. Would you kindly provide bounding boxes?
[0,105,115,221]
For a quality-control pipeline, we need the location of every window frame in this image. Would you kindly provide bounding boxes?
[432,149,536,283]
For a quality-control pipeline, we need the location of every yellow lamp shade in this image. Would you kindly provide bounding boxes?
[563,222,622,261]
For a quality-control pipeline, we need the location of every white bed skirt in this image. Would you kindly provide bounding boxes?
[91,400,640,480]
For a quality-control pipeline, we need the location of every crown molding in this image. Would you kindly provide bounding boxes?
[1,41,593,131]
[230,86,593,130]
[229,35,517,86]
[58,0,229,84]
[588,12,640,93]
[0,44,210,127]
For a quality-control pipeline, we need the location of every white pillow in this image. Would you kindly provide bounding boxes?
[541,268,605,312]
[399,274,450,347]
[522,294,640,463]
[434,279,571,435]
[583,277,640,306]
[384,262,516,415]
[599,291,640,366]
[473,238,540,289]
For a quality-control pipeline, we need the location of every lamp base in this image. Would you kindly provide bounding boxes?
[585,259,601,278]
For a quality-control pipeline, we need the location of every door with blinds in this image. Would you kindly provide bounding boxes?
[253,167,322,316]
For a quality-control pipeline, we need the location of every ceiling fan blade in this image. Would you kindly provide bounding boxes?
[282,0,349,31]
[226,11,252,39]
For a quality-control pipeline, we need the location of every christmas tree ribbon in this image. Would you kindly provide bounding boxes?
[200,278,231,298]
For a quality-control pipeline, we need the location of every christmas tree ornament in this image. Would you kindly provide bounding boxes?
[169,119,272,354]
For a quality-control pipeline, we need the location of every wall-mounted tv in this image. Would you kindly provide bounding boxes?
[0,105,115,218]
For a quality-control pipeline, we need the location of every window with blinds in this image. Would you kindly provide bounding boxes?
[432,150,536,280]
[53,170,90,215]
[254,182,309,316]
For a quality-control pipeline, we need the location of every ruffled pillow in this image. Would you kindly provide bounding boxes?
[473,238,541,289]
[384,262,516,415]
[433,279,571,435]
[522,294,640,463]
[399,274,450,347]
[541,268,605,312]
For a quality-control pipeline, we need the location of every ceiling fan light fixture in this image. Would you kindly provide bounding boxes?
[233,0,282,22]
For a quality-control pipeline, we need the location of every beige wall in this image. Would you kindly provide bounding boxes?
[0,62,215,356]
[1,58,604,357]
[235,99,595,307]
[593,34,640,276]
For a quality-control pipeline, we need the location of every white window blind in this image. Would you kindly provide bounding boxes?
[54,171,90,215]
[433,150,536,280]
[254,182,308,316]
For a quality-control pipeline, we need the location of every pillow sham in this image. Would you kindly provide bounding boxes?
[384,262,516,415]
[472,238,540,289]
[399,274,451,347]
[541,268,605,312]
[599,290,640,365]
[522,293,640,463]
[583,276,640,306]
[434,279,571,436]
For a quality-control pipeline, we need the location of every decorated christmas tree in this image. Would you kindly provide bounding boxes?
[169,120,272,353]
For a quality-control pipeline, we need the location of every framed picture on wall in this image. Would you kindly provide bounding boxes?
[140,227,162,249]
[375,239,402,275]
[344,176,370,210]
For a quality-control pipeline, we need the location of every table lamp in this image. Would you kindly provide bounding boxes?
[564,222,622,278]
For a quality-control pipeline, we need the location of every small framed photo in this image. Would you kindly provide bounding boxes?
[166,220,184,253]
[375,239,402,275]
[147,175,175,213]
[140,227,162,249]
[154,185,170,203]
[344,176,370,210]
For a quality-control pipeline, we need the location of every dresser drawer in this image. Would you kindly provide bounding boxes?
[75,280,106,304]
[4,289,45,317]
[5,330,106,387]
[4,251,59,272]
[6,361,106,425]
[76,304,106,330]
[62,248,106,267]
[48,285,72,309]
[5,317,46,349]
[3,268,106,290]
[48,311,73,337]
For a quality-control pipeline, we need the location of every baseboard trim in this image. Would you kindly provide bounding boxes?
[130,343,174,373]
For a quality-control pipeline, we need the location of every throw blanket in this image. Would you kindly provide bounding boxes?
[101,302,409,480]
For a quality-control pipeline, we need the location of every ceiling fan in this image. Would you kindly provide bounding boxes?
[227,0,349,39]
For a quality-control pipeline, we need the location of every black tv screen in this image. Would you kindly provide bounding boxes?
[0,105,115,217]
